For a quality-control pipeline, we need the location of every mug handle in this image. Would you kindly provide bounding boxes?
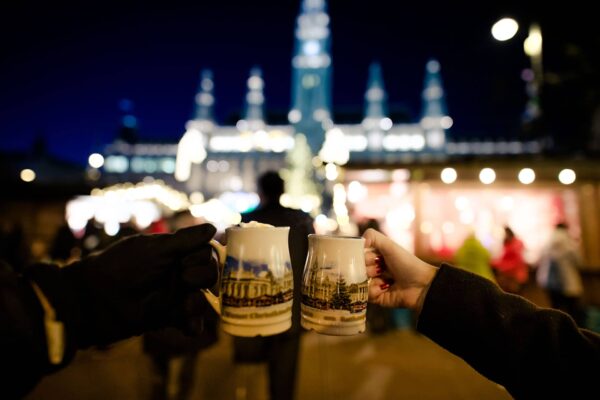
[201,239,227,315]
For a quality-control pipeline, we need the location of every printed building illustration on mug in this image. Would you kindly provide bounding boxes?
[302,263,368,313]
[222,255,293,307]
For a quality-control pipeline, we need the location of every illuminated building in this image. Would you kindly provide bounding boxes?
[102,0,543,201]
[97,0,600,269]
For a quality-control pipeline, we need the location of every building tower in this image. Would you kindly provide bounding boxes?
[363,62,390,151]
[177,69,213,183]
[289,0,332,154]
[186,69,215,134]
[240,66,266,132]
[420,59,451,151]
[117,99,138,144]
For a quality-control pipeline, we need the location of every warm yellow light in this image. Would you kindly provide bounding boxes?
[20,169,36,182]
[104,220,120,237]
[176,129,206,182]
[524,24,542,57]
[325,162,338,181]
[558,169,576,185]
[189,192,205,204]
[347,180,367,203]
[319,127,349,165]
[88,153,105,168]
[440,167,457,184]
[479,168,496,184]
[492,18,519,41]
[518,168,536,184]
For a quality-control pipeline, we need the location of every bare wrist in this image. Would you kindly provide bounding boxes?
[413,263,438,316]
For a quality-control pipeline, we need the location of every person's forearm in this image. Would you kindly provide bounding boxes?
[416,264,600,399]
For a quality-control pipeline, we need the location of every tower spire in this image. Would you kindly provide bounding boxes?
[289,0,332,154]
[178,69,212,182]
[420,59,451,150]
[194,69,215,121]
[188,69,215,133]
[364,62,388,121]
[363,62,390,150]
[240,66,265,131]
[117,99,138,144]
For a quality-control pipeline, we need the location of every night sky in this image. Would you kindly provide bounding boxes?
[0,1,596,165]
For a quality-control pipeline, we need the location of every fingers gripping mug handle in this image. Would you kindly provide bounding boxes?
[209,239,227,265]
[201,240,227,315]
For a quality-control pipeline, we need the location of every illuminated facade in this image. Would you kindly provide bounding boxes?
[101,0,543,213]
[85,1,600,271]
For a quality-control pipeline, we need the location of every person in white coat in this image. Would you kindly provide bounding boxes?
[536,223,585,324]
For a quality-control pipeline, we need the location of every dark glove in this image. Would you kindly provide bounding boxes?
[25,223,218,348]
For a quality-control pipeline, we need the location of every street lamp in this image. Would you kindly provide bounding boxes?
[524,23,543,88]
[492,17,544,124]
[491,17,542,77]
[491,18,519,41]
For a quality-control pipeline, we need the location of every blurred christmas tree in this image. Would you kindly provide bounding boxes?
[280,133,321,215]
[331,276,352,311]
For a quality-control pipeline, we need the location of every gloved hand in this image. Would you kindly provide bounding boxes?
[25,223,218,348]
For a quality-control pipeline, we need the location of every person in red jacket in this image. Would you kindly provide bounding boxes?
[492,226,529,293]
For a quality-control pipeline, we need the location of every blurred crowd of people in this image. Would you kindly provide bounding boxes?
[451,222,586,325]
[1,195,591,325]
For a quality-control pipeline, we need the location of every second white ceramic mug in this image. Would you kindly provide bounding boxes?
[300,234,369,335]
[203,226,293,337]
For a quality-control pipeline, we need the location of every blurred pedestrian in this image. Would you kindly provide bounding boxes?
[536,223,585,325]
[234,171,314,400]
[454,231,496,283]
[492,226,528,293]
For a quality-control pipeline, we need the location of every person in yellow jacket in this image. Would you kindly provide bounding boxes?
[454,232,497,283]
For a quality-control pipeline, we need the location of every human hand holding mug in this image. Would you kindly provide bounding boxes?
[363,228,438,314]
[26,224,219,350]
[202,224,293,337]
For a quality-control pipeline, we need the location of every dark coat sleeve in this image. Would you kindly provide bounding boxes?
[0,264,49,399]
[0,262,78,399]
[417,264,600,399]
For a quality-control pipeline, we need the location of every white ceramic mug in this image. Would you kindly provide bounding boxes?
[301,234,369,335]
[203,226,293,337]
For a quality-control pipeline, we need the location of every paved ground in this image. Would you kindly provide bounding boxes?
[26,284,554,400]
[26,327,513,400]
